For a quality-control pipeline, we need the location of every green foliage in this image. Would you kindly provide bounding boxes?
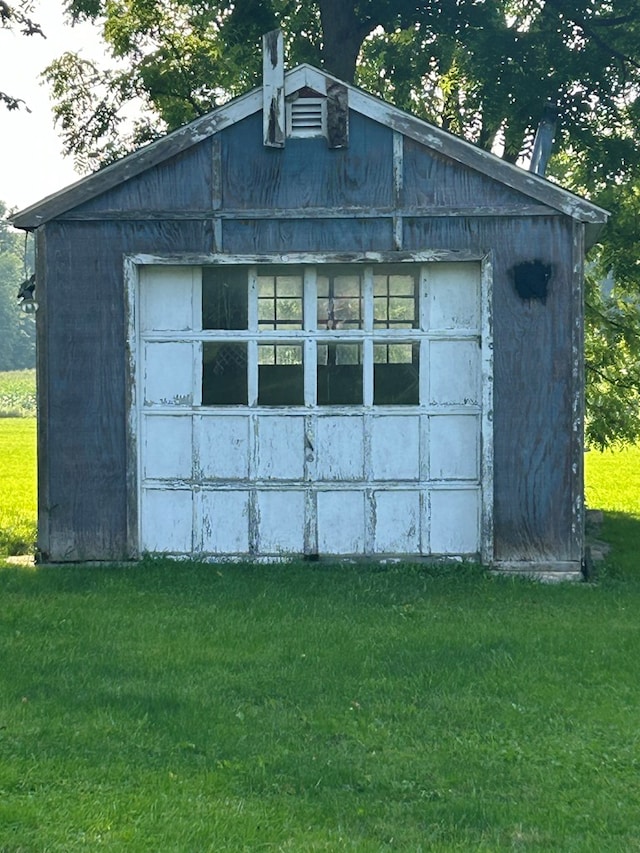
[0,203,36,372]
[0,1,45,110]
[0,415,36,555]
[584,275,640,449]
[38,0,640,447]
[0,368,36,417]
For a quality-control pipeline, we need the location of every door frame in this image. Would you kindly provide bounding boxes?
[124,250,494,563]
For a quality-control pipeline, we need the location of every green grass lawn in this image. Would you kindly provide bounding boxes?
[0,370,37,556]
[585,444,640,580]
[0,417,36,556]
[2,370,640,849]
[1,559,640,851]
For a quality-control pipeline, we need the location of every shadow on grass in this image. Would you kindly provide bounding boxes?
[589,510,640,581]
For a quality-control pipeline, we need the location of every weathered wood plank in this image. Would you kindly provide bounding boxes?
[56,204,559,221]
[35,227,50,560]
[41,220,209,561]
[326,82,349,149]
[222,218,396,254]
[263,30,285,148]
[70,141,214,214]
[221,112,394,210]
[404,214,577,561]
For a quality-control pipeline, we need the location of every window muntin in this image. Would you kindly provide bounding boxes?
[373,272,418,329]
[317,271,363,330]
[258,272,304,330]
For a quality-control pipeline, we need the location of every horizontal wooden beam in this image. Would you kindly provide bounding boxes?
[57,204,558,222]
[127,249,489,266]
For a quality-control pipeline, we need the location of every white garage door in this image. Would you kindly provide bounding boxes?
[132,259,490,560]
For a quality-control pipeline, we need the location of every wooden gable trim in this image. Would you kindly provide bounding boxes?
[345,87,607,225]
[11,87,263,229]
[262,29,285,148]
[12,63,607,230]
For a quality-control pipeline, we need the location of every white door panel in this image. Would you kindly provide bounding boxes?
[143,416,192,480]
[256,491,306,554]
[373,490,421,554]
[143,342,194,406]
[141,488,192,553]
[195,415,250,480]
[315,417,365,481]
[430,489,480,554]
[317,490,366,554]
[370,416,420,481]
[200,490,250,554]
[135,261,488,560]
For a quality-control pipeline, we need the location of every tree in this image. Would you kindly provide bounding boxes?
[0,0,45,111]
[0,202,36,371]
[43,0,640,447]
[47,0,640,170]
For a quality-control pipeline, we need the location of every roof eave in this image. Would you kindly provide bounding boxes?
[10,62,609,230]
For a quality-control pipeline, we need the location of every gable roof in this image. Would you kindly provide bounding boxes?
[11,63,608,235]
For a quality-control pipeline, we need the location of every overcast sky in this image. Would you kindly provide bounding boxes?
[0,1,106,213]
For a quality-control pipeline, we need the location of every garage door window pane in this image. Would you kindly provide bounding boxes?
[202,343,248,405]
[317,272,362,330]
[258,344,304,405]
[202,267,248,329]
[373,273,417,329]
[317,343,363,405]
[258,274,303,330]
[374,343,420,405]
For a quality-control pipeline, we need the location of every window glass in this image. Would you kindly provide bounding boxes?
[202,343,248,405]
[373,272,418,329]
[374,342,420,405]
[317,343,363,405]
[202,267,248,329]
[258,344,304,405]
[258,273,303,330]
[317,271,362,330]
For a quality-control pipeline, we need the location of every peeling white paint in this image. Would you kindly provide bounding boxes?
[129,257,492,560]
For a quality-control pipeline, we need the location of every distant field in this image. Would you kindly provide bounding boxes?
[0,417,36,555]
[585,443,640,516]
[0,368,36,418]
[585,444,640,580]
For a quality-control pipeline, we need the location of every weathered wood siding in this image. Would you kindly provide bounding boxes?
[39,106,582,564]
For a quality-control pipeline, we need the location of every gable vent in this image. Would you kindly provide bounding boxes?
[288,97,326,138]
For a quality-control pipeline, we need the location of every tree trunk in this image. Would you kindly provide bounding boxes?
[318,0,376,83]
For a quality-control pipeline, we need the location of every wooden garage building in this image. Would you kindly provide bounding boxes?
[12,38,608,576]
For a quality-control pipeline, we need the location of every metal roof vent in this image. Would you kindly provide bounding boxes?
[287,89,327,138]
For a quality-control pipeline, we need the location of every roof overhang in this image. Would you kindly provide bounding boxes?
[11,64,609,237]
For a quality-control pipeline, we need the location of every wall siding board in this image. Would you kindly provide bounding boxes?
[404,215,575,560]
[222,218,395,254]
[38,110,583,565]
[71,141,214,214]
[221,112,394,210]
[41,221,209,561]
[403,137,537,209]
[35,228,50,559]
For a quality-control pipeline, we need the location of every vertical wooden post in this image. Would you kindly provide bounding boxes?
[263,29,285,148]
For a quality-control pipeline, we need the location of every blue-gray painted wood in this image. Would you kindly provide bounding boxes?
[222,112,394,210]
[35,107,585,566]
